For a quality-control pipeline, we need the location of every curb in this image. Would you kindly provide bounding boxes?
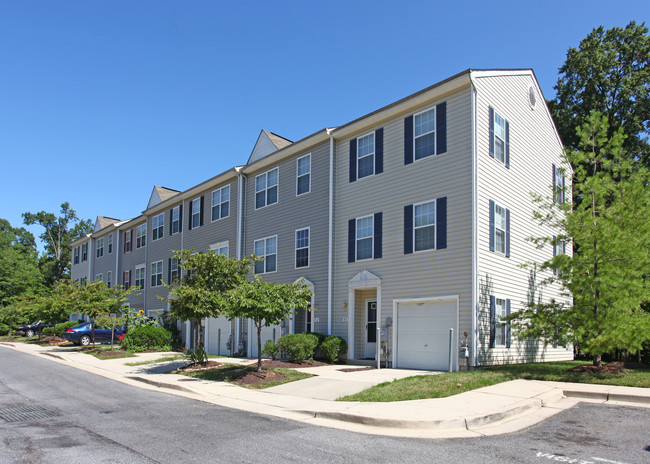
[127,376,196,394]
[293,410,468,430]
[563,390,650,405]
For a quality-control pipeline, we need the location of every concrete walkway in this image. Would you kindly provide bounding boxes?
[2,341,649,439]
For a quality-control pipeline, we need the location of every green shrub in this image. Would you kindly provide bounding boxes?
[185,346,208,365]
[158,312,183,350]
[319,335,348,363]
[121,326,172,352]
[56,321,82,337]
[262,339,279,360]
[42,326,54,336]
[0,323,9,336]
[276,333,319,362]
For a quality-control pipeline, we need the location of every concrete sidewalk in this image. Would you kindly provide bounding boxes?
[2,341,649,439]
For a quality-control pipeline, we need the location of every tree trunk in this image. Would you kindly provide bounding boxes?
[593,354,602,367]
[91,318,96,347]
[257,323,262,372]
[8,323,12,337]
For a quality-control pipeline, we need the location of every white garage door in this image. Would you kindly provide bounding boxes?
[207,316,232,356]
[251,322,283,358]
[396,299,457,371]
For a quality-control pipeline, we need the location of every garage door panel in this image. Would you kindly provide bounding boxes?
[396,300,457,371]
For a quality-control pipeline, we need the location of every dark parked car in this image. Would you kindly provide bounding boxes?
[64,322,125,346]
[15,320,58,337]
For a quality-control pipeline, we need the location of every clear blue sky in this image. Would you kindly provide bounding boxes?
[1,1,648,250]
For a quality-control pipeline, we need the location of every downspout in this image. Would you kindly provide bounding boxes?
[326,128,335,336]
[235,167,246,260]
[114,230,119,290]
[143,217,148,316]
[88,237,93,282]
[470,75,479,368]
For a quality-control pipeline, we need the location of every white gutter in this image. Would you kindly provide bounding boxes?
[114,230,119,289]
[88,237,93,282]
[143,217,149,315]
[235,167,245,260]
[326,128,335,335]
[470,74,479,367]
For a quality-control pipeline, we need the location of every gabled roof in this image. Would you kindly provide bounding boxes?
[147,185,180,209]
[247,130,293,164]
[94,216,121,233]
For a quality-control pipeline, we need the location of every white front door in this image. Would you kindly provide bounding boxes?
[365,300,377,359]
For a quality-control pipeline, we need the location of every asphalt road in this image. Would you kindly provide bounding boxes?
[0,347,648,464]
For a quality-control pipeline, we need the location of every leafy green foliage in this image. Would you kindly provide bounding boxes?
[0,323,9,336]
[158,311,183,350]
[276,333,319,362]
[121,326,172,352]
[319,335,348,364]
[225,275,313,371]
[549,21,650,164]
[185,346,208,365]
[261,339,279,360]
[54,320,81,337]
[22,202,92,284]
[510,112,650,365]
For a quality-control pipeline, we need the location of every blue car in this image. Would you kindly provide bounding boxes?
[64,322,125,346]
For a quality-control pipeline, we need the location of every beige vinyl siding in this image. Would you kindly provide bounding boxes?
[332,85,475,362]
[474,73,572,365]
[145,202,184,312]
[118,219,147,309]
[244,140,330,333]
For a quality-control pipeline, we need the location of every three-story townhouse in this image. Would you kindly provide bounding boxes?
[118,216,147,313]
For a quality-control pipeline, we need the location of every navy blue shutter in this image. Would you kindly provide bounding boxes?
[489,200,495,252]
[505,299,511,348]
[373,212,382,259]
[349,139,357,182]
[199,196,204,227]
[375,128,383,174]
[179,204,183,231]
[489,106,495,158]
[436,197,447,249]
[505,208,511,258]
[188,201,193,230]
[404,116,414,165]
[404,204,413,254]
[505,120,510,168]
[489,295,496,348]
[168,258,171,283]
[348,219,356,263]
[436,102,447,154]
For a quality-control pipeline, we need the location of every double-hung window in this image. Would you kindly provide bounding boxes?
[134,265,145,289]
[169,258,179,282]
[124,230,132,253]
[553,164,565,204]
[357,133,375,179]
[212,185,230,221]
[81,243,88,262]
[191,197,202,229]
[414,201,436,252]
[490,296,511,348]
[489,200,510,257]
[95,273,102,282]
[348,213,382,262]
[254,236,277,274]
[152,213,164,240]
[107,271,112,289]
[73,246,80,264]
[553,235,567,276]
[296,154,311,195]
[356,216,374,261]
[414,108,436,160]
[489,107,510,167]
[210,241,229,256]
[255,168,278,209]
[150,261,163,287]
[171,206,181,234]
[295,228,309,268]
[96,238,104,258]
[107,233,113,254]
[136,224,146,248]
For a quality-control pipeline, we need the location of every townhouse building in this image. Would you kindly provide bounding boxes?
[70,69,573,370]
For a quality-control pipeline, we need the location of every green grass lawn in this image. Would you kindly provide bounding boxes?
[339,361,650,402]
[177,363,312,389]
[82,347,136,360]
[125,354,225,367]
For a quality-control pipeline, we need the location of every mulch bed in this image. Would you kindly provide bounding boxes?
[233,369,286,386]
[36,336,70,346]
[177,360,222,372]
[255,359,328,368]
[569,361,629,374]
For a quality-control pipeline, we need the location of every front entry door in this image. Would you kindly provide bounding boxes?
[365,300,377,359]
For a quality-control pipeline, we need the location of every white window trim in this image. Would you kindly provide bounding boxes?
[96,238,104,258]
[95,273,103,282]
[494,202,507,255]
[124,231,132,252]
[493,110,506,164]
[191,197,201,229]
[254,235,278,274]
[152,213,164,241]
[136,224,147,249]
[355,215,374,262]
[170,258,180,281]
[294,227,310,269]
[107,233,113,254]
[413,106,437,161]
[493,296,507,347]
[171,206,180,235]
[413,199,437,253]
[255,167,279,210]
[150,260,163,288]
[296,153,311,196]
[211,185,231,222]
[356,131,376,180]
[209,240,229,257]
[135,264,146,289]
